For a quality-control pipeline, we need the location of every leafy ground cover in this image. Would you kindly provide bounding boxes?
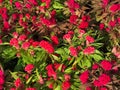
[0,0,120,90]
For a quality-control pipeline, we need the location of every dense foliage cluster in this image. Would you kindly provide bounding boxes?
[0,0,120,90]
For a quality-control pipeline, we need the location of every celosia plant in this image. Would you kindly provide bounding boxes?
[0,0,119,90]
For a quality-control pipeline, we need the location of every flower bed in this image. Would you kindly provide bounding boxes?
[0,0,120,90]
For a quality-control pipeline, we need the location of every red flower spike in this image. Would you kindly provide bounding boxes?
[21,41,30,50]
[26,87,36,90]
[79,21,89,29]
[18,34,27,41]
[25,64,34,74]
[109,4,120,13]
[15,1,22,10]
[109,20,117,27]
[39,40,54,54]
[83,46,95,55]
[86,87,92,90]
[62,81,71,90]
[69,15,78,24]
[79,70,89,84]
[86,35,94,44]
[98,74,111,86]
[14,78,22,88]
[99,23,105,30]
[100,60,112,71]
[92,63,99,70]
[69,46,78,57]
[93,80,102,87]
[100,87,108,90]
[46,64,57,80]
[51,35,59,45]
[10,38,19,49]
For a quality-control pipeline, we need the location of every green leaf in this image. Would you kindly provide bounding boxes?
[10,71,19,80]
[53,2,64,9]
[90,43,104,48]
[20,50,34,64]
[55,48,69,61]
[78,57,91,68]
[90,54,103,62]
[64,67,72,74]
[2,47,17,62]
[54,85,61,90]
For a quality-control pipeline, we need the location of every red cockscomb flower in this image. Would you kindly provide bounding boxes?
[21,41,30,50]
[14,78,22,88]
[100,87,108,90]
[69,46,78,57]
[18,34,27,41]
[15,1,22,10]
[86,35,94,45]
[26,87,36,90]
[39,40,54,54]
[92,63,99,70]
[109,4,120,12]
[98,74,111,85]
[79,21,89,29]
[10,38,19,49]
[62,81,71,90]
[102,0,109,7]
[99,23,105,30]
[32,41,39,47]
[93,80,102,87]
[69,15,78,24]
[25,64,34,74]
[83,46,95,55]
[86,87,92,90]
[109,20,117,27]
[0,39,2,44]
[51,35,59,45]
[46,64,57,80]
[79,70,89,84]
[100,60,112,71]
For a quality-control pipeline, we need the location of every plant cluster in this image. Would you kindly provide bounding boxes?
[0,0,120,90]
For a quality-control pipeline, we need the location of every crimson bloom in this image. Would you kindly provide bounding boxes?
[62,81,71,90]
[102,0,109,7]
[69,15,78,24]
[100,60,112,71]
[25,64,34,74]
[15,1,22,10]
[86,35,94,44]
[0,39,2,44]
[92,63,99,70]
[83,46,95,55]
[79,70,89,84]
[41,0,51,8]
[26,87,36,90]
[69,46,78,57]
[109,4,120,12]
[51,35,59,45]
[67,0,80,14]
[99,23,105,30]
[39,40,54,54]
[10,38,19,49]
[93,80,102,87]
[18,34,27,41]
[109,20,117,27]
[46,64,57,80]
[14,78,22,88]
[21,41,30,50]
[79,21,89,29]
[98,74,111,85]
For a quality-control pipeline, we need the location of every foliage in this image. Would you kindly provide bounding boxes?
[0,0,120,90]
